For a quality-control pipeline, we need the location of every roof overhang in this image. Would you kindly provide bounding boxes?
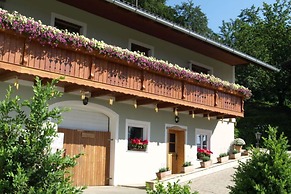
[57,0,278,72]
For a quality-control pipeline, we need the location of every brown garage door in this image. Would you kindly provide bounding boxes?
[58,128,111,186]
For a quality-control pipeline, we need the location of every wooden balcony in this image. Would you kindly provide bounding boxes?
[0,30,244,118]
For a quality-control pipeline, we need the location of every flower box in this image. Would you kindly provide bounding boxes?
[156,170,171,180]
[229,153,241,159]
[217,156,229,163]
[181,165,195,173]
[200,160,212,168]
[129,138,148,151]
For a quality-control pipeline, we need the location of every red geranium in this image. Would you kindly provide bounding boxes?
[197,148,213,159]
[130,138,148,149]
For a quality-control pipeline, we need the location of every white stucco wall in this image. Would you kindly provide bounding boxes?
[0,81,236,185]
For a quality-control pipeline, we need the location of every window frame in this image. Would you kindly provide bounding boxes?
[189,60,213,75]
[51,12,87,35]
[195,128,212,150]
[125,119,150,151]
[129,39,154,57]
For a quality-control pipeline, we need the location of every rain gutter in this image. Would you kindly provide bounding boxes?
[106,0,279,72]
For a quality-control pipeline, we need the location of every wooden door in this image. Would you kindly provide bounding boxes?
[58,128,110,186]
[168,129,185,174]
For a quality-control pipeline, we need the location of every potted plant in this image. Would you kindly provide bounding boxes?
[197,148,213,160]
[200,156,212,168]
[233,138,246,152]
[129,138,148,151]
[229,149,241,159]
[242,146,251,156]
[217,153,229,163]
[156,167,171,180]
[181,161,195,173]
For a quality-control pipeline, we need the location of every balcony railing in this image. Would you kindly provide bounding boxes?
[0,30,244,118]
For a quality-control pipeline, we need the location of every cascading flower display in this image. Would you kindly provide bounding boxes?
[0,8,252,99]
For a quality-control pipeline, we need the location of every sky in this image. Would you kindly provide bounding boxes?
[166,0,277,33]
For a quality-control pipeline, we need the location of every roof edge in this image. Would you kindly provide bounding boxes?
[106,0,279,72]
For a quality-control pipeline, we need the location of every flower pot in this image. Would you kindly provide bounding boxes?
[200,160,212,168]
[242,150,249,156]
[229,153,241,159]
[217,156,229,163]
[234,145,242,152]
[156,170,171,180]
[181,165,195,173]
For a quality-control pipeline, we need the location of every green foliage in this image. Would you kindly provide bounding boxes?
[0,77,83,194]
[219,153,228,158]
[182,161,192,167]
[229,126,291,193]
[220,0,291,105]
[122,0,215,38]
[158,167,170,173]
[231,149,239,154]
[201,156,210,162]
[236,101,291,146]
[146,181,198,194]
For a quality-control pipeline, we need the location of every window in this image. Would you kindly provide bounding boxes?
[126,119,150,151]
[54,18,82,34]
[196,129,211,150]
[189,61,213,75]
[129,39,154,57]
[51,13,87,35]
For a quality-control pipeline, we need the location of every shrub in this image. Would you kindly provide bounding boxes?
[228,126,291,193]
[146,181,199,194]
[0,78,83,193]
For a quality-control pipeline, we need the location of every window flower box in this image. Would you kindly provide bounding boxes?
[181,161,195,173]
[217,153,229,163]
[229,150,241,159]
[156,167,171,180]
[129,138,148,151]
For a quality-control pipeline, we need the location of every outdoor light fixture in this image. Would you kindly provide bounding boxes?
[207,114,210,121]
[14,76,19,90]
[133,100,137,108]
[109,98,114,105]
[175,115,179,123]
[192,111,195,118]
[155,104,159,112]
[174,108,178,116]
[82,97,89,105]
[80,90,90,105]
[81,91,85,100]
[255,131,262,148]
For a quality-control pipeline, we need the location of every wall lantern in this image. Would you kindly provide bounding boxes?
[175,115,179,123]
[255,131,262,148]
[83,97,89,105]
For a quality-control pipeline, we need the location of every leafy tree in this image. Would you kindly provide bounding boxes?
[123,0,176,21]
[172,0,212,37]
[123,0,215,39]
[219,0,291,105]
[0,78,83,193]
[229,126,291,193]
